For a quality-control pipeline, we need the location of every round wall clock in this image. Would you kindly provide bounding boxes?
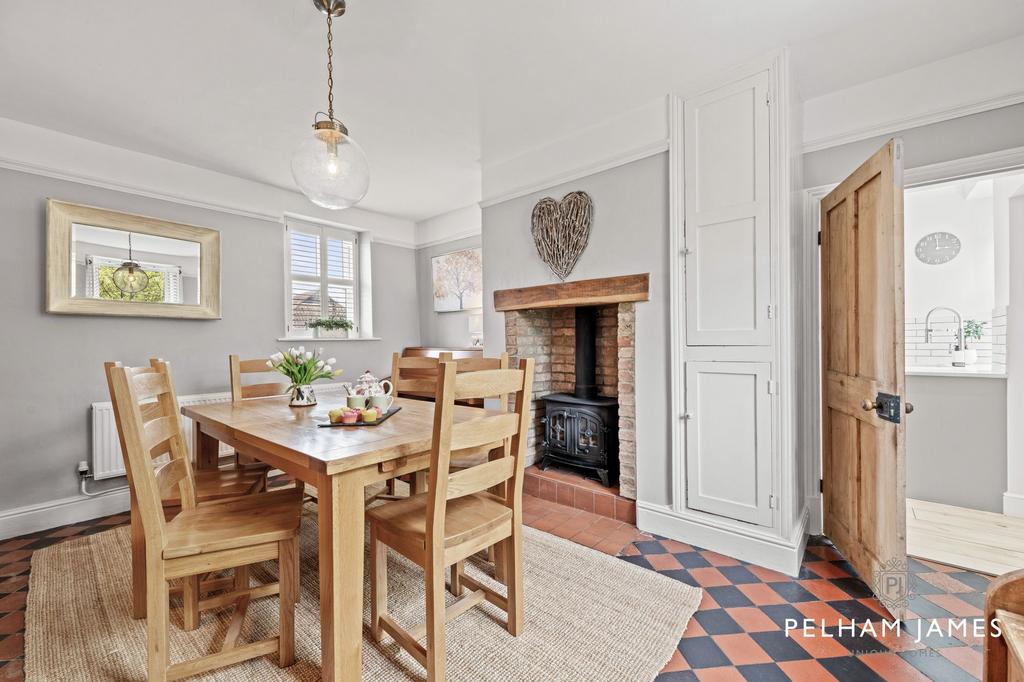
[915,231,961,265]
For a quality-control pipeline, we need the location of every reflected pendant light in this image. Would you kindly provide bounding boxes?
[291,0,370,210]
[112,233,149,296]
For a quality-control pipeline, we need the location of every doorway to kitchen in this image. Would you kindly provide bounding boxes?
[903,168,1024,576]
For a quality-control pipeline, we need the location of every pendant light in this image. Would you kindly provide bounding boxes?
[112,233,149,296]
[291,0,370,210]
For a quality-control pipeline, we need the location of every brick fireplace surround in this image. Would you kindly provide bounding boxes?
[494,274,650,500]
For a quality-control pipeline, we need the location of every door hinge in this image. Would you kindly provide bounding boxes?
[817,230,822,246]
[768,494,778,509]
[767,305,775,319]
[819,479,824,493]
[681,412,693,421]
[767,380,779,395]
[766,91,772,107]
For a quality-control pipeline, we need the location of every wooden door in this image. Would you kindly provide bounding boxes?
[686,361,773,526]
[821,139,907,617]
[684,70,771,346]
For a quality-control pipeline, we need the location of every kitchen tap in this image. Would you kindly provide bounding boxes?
[924,306,965,366]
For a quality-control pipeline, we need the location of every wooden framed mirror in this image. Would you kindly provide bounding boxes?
[46,200,221,319]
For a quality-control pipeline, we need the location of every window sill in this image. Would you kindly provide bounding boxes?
[276,336,382,342]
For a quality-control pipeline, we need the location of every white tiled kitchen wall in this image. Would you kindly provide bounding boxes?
[905,309,1005,368]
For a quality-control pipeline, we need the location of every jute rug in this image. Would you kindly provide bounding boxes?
[25,508,700,680]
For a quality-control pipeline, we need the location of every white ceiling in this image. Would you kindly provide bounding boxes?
[2,1,1023,222]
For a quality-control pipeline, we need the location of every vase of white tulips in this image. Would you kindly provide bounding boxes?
[267,346,342,407]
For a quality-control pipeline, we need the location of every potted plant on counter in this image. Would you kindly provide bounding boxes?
[308,317,355,339]
[963,319,986,365]
[268,347,341,406]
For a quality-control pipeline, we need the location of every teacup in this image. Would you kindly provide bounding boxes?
[370,393,393,413]
[347,395,367,410]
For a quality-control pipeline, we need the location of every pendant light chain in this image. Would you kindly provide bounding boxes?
[326,12,335,122]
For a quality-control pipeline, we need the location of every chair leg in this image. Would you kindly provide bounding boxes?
[234,564,250,593]
[492,542,507,584]
[293,536,301,605]
[449,560,464,596]
[130,496,147,619]
[147,560,169,681]
[369,524,387,643]
[182,574,200,630]
[505,526,524,636]
[425,554,447,682]
[278,537,297,668]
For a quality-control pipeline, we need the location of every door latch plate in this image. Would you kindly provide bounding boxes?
[872,392,902,424]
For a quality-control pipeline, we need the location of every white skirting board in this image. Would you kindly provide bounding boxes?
[0,489,131,541]
[637,502,809,576]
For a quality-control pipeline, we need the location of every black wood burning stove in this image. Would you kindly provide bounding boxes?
[538,306,619,487]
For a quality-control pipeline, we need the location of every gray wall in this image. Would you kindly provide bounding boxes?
[416,235,482,348]
[0,167,420,514]
[905,375,1007,512]
[803,103,1024,189]
[481,153,672,506]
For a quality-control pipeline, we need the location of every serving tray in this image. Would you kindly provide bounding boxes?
[317,406,402,428]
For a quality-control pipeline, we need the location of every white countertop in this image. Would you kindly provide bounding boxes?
[906,365,1006,379]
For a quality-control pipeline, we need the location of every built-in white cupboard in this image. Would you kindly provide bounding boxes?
[640,51,801,575]
[684,361,773,525]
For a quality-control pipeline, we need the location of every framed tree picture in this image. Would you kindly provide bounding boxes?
[432,247,482,312]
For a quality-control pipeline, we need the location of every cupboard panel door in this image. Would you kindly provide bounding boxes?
[685,361,773,526]
[684,70,771,346]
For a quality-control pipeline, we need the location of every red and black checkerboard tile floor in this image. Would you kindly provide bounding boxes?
[622,535,989,681]
[0,495,991,681]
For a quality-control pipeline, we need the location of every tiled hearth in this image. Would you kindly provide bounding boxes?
[525,464,636,524]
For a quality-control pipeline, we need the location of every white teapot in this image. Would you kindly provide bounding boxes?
[347,369,393,398]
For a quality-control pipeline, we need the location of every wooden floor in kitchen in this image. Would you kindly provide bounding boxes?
[907,497,1024,576]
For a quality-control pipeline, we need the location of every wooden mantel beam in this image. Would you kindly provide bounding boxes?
[493,273,650,312]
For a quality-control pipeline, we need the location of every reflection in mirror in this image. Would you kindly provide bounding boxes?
[70,224,201,305]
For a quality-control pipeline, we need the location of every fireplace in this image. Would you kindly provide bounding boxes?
[538,307,619,486]
[495,273,649,499]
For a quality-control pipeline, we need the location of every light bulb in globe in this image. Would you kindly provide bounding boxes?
[291,121,369,210]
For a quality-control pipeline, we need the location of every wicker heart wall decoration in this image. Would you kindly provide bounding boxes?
[530,191,593,281]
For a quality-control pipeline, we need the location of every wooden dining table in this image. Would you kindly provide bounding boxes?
[182,394,496,682]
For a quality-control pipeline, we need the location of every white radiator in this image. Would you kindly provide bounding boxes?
[90,384,348,480]
[91,391,231,479]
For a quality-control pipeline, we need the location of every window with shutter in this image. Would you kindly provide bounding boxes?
[285,219,360,337]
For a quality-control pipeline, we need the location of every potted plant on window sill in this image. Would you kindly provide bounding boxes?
[308,317,355,339]
[962,319,986,365]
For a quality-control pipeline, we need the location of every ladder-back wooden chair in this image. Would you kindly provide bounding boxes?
[388,353,444,495]
[367,358,535,681]
[228,354,291,469]
[985,568,1024,681]
[107,360,302,680]
[104,360,270,620]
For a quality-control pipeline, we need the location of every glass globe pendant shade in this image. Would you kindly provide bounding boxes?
[291,122,369,210]
[112,261,149,294]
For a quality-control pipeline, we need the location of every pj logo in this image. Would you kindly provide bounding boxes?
[873,558,913,612]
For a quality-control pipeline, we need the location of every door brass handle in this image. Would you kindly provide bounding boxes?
[905,402,914,414]
[861,399,878,412]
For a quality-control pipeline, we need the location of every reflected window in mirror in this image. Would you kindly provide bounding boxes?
[71,224,201,305]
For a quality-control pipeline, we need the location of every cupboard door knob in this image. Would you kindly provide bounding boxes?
[861,399,878,412]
